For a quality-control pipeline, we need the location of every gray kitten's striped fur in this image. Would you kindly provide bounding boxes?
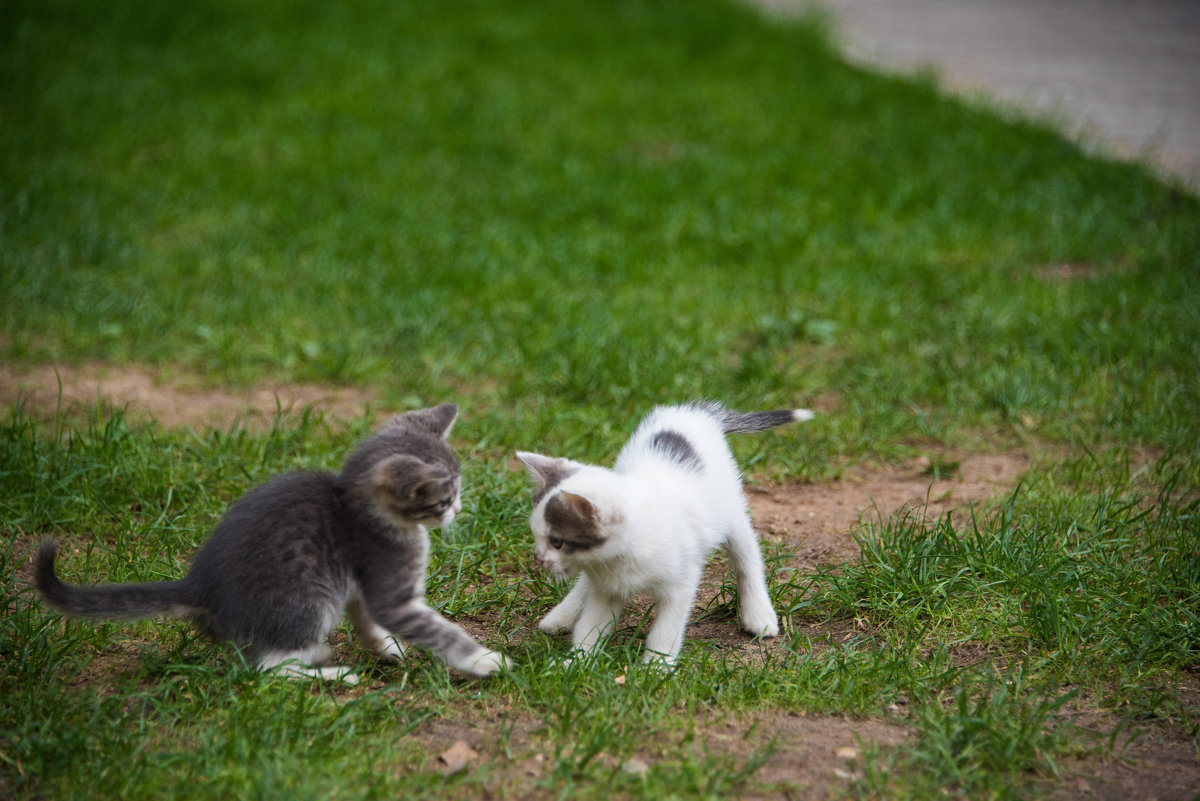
[36,403,510,683]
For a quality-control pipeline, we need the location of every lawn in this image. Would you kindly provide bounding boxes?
[1,0,1198,798]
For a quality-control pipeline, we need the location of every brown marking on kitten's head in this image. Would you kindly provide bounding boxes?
[542,490,605,553]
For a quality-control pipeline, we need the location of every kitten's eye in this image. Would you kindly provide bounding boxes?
[549,536,564,550]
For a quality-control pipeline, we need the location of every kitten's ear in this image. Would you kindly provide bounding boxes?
[370,454,426,489]
[394,403,459,439]
[515,451,581,489]
[371,454,450,496]
[559,490,598,523]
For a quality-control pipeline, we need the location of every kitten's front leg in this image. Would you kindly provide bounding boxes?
[642,583,699,665]
[375,598,512,676]
[347,595,405,662]
[540,574,589,634]
[571,583,623,654]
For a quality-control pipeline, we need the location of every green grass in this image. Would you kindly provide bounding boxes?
[4,410,1196,799]
[2,0,1199,798]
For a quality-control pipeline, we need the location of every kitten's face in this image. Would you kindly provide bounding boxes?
[416,479,462,528]
[517,452,612,578]
[530,489,609,578]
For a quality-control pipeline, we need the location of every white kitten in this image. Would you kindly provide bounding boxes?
[517,401,814,665]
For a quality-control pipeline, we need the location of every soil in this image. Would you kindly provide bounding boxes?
[0,361,376,429]
[747,450,1032,569]
[1046,700,1200,801]
[408,706,911,799]
[4,362,1198,799]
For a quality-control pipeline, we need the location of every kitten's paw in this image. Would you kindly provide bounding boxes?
[741,611,780,639]
[465,649,513,676]
[373,638,406,663]
[268,661,360,684]
[318,664,362,684]
[538,612,575,635]
[640,650,679,669]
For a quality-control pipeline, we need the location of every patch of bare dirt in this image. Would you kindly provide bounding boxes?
[1042,689,1200,801]
[387,703,909,800]
[0,362,376,429]
[715,712,910,798]
[748,451,1033,569]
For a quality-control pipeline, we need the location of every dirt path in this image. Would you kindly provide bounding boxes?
[0,361,376,429]
[748,450,1032,564]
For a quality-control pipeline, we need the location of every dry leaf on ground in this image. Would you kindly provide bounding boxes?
[437,740,478,776]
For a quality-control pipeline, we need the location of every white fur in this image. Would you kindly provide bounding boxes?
[258,645,362,684]
[522,404,806,665]
[465,648,513,675]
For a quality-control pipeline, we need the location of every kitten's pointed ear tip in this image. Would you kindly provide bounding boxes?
[514,451,546,474]
[430,402,458,439]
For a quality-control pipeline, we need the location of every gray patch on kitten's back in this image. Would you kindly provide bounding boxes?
[543,494,605,553]
[648,430,702,471]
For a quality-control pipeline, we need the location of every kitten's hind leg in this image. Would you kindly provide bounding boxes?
[348,595,405,663]
[724,516,780,639]
[257,646,360,685]
[540,574,589,634]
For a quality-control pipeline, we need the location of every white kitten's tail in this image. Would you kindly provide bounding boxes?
[703,403,814,434]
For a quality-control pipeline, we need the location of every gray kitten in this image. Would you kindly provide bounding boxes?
[36,403,510,683]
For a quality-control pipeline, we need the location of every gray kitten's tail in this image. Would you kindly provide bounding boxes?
[36,541,198,620]
[700,402,815,434]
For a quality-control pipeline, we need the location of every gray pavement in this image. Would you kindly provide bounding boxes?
[750,0,1200,184]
